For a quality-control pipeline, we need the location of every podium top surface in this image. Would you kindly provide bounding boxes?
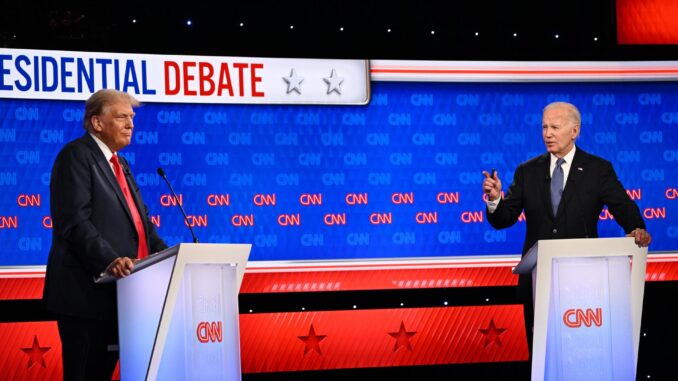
[512,237,646,275]
[95,245,179,284]
[94,243,251,284]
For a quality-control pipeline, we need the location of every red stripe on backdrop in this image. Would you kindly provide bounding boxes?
[1,255,677,300]
[645,260,678,281]
[240,266,518,294]
[239,305,528,373]
[0,278,45,300]
[0,322,62,381]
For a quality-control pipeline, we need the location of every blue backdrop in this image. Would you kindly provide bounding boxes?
[1,81,676,265]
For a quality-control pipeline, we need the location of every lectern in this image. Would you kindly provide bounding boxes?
[514,238,647,381]
[99,243,251,381]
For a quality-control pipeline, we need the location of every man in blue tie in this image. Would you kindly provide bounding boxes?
[481,101,651,353]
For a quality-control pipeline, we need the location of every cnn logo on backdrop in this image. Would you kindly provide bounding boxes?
[563,308,603,328]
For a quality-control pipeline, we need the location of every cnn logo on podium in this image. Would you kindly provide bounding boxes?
[197,321,223,343]
[562,308,603,328]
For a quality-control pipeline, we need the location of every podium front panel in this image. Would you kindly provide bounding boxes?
[545,256,634,381]
[156,263,241,381]
[118,254,176,380]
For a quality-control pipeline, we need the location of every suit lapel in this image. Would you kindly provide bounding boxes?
[83,134,135,224]
[537,154,554,220]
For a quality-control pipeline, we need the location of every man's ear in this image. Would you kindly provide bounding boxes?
[91,116,101,132]
[572,124,580,140]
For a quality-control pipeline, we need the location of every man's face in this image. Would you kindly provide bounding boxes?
[91,102,135,152]
[542,106,579,158]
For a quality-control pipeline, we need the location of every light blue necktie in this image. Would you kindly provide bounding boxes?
[551,158,565,216]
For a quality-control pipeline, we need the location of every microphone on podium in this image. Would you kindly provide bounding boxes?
[157,167,199,243]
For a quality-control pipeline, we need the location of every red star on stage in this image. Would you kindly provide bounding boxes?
[388,321,417,352]
[20,335,51,369]
[478,318,507,348]
[298,324,327,356]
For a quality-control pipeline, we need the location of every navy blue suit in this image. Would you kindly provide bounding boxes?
[486,147,645,352]
[488,147,645,254]
[43,133,166,380]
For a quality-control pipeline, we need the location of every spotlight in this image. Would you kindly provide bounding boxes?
[339,26,344,31]
[555,34,559,39]
[430,30,435,35]
[290,25,294,30]
[513,32,518,37]
[387,28,392,33]
[474,32,479,36]
[186,20,192,26]
[239,22,244,27]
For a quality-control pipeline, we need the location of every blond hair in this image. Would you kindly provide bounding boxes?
[83,89,139,131]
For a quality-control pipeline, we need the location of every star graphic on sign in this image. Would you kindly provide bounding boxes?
[20,335,51,369]
[298,324,327,356]
[282,69,304,94]
[478,318,507,348]
[388,321,417,352]
[323,69,344,95]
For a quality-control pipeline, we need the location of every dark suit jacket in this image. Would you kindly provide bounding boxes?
[487,147,645,255]
[43,134,167,320]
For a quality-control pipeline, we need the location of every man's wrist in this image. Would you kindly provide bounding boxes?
[486,196,500,212]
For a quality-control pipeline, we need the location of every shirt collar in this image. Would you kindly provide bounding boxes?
[550,145,576,166]
[89,133,115,162]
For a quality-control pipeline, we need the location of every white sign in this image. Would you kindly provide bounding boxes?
[0,48,369,104]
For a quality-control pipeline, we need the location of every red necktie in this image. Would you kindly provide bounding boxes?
[110,154,149,259]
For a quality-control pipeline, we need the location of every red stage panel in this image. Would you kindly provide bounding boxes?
[0,275,44,300]
[1,255,677,300]
[0,322,62,381]
[645,255,678,281]
[239,305,529,373]
[241,265,518,294]
[617,0,678,44]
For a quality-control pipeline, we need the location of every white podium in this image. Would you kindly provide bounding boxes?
[104,243,250,381]
[514,238,647,381]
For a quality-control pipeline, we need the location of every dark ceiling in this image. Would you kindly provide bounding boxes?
[2,0,678,61]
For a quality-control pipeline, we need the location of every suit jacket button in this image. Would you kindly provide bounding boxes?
[552,228,557,234]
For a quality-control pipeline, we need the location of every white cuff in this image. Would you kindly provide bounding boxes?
[486,197,500,213]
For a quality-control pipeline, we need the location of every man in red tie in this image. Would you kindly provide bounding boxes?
[43,89,167,381]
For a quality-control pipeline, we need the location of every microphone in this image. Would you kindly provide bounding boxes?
[157,167,199,243]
